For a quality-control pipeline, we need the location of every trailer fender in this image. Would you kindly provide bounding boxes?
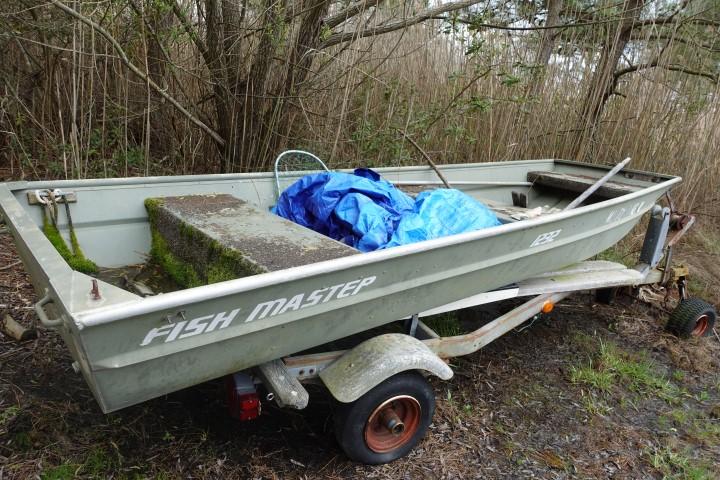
[319,333,453,403]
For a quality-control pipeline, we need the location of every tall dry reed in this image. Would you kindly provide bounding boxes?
[1,1,718,220]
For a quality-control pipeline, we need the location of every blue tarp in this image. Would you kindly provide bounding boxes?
[272,168,501,252]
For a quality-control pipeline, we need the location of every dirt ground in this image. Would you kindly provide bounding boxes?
[1,225,719,479]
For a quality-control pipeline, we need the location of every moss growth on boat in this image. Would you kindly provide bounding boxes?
[145,198,264,287]
[148,227,203,288]
[206,262,237,284]
[207,240,266,279]
[42,214,98,274]
[147,226,264,286]
[146,194,343,288]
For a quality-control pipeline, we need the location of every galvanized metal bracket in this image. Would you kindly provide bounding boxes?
[639,205,670,268]
[319,333,453,403]
[27,190,77,205]
[256,359,309,409]
[404,313,419,337]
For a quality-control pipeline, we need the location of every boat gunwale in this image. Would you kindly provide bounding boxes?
[0,159,681,328]
[2,158,676,191]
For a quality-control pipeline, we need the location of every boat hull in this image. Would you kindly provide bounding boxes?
[0,160,680,412]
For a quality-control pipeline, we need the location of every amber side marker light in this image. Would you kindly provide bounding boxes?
[541,301,554,314]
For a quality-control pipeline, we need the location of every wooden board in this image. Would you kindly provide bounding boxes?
[527,171,641,199]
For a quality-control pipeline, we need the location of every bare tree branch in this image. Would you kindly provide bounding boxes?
[127,0,190,98]
[623,0,720,29]
[423,67,492,131]
[393,127,450,188]
[614,60,719,83]
[637,15,720,28]
[323,0,383,29]
[320,0,482,49]
[633,0,691,27]
[170,0,210,63]
[629,31,720,52]
[552,0,718,31]
[49,0,225,147]
[431,14,621,31]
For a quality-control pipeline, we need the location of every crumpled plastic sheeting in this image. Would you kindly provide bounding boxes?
[385,188,502,248]
[272,168,501,252]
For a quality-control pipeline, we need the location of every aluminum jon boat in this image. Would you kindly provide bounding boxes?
[3,158,712,464]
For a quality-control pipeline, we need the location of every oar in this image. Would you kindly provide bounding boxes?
[563,157,632,211]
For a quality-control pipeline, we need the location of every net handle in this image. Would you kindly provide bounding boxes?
[274,150,330,200]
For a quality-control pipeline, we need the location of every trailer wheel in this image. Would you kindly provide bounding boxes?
[334,372,435,464]
[666,298,717,339]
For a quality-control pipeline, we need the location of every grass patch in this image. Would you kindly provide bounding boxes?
[39,449,117,479]
[687,277,712,300]
[570,363,614,392]
[581,395,613,416]
[422,313,462,337]
[569,331,598,353]
[40,463,79,480]
[595,245,633,267]
[0,405,20,428]
[668,408,689,425]
[690,416,720,444]
[647,446,713,480]
[664,408,720,445]
[80,447,117,477]
[695,229,720,256]
[569,340,681,404]
[12,431,32,450]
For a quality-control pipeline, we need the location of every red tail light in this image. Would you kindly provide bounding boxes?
[226,373,261,421]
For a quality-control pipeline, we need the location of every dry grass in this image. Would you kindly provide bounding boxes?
[1,1,718,223]
[310,25,720,217]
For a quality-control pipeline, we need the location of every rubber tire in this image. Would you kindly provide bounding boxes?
[333,372,435,464]
[666,298,717,339]
[595,287,618,305]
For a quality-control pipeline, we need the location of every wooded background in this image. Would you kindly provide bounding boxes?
[1,0,718,214]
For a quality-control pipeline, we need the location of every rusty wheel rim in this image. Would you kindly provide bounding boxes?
[364,395,421,453]
[691,314,710,337]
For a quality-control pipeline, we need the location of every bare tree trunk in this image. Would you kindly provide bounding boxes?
[143,2,174,158]
[205,0,235,171]
[527,0,563,97]
[266,0,331,159]
[573,0,646,159]
[233,0,286,172]
[516,0,563,159]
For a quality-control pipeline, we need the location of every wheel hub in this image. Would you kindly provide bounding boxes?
[364,395,421,453]
[692,314,710,337]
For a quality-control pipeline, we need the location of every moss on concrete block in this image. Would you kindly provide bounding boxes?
[144,194,356,288]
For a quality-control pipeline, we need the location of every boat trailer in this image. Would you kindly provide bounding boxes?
[226,204,715,463]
